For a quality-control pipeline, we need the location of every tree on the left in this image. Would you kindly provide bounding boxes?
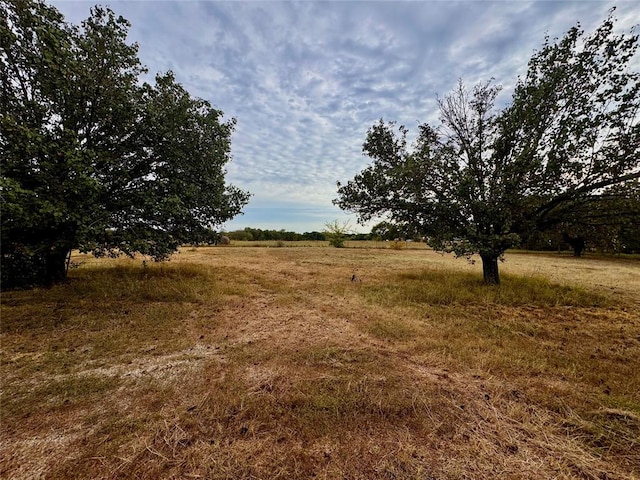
[1,0,250,288]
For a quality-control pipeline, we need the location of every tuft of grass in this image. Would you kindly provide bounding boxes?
[70,262,219,303]
[365,318,418,341]
[388,240,407,250]
[562,408,640,469]
[1,262,222,333]
[364,269,610,307]
[1,375,121,420]
[297,345,381,367]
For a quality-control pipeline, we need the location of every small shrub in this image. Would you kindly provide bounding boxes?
[328,237,346,248]
[324,220,351,248]
[389,241,406,250]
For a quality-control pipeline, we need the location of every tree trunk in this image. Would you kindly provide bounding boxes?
[562,233,585,257]
[43,248,71,286]
[571,238,585,257]
[480,254,500,285]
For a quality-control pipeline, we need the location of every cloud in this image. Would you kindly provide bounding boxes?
[51,0,635,232]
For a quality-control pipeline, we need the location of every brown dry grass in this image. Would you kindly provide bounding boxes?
[1,245,639,479]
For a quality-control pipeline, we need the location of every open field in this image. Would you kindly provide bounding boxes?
[1,245,639,479]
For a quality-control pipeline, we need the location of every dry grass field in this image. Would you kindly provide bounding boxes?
[1,244,639,479]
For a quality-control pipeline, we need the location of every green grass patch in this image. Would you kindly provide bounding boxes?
[1,374,121,419]
[363,269,610,307]
[0,261,237,419]
[562,408,640,466]
[297,345,381,367]
[70,262,220,303]
[1,262,223,332]
[365,318,418,341]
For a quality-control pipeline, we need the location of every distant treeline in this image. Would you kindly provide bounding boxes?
[223,225,640,255]
[225,228,373,242]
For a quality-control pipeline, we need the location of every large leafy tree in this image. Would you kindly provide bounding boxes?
[1,0,249,288]
[335,12,639,284]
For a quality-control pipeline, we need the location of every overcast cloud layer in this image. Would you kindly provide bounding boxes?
[52,0,639,233]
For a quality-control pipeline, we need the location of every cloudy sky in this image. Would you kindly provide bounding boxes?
[51,0,639,233]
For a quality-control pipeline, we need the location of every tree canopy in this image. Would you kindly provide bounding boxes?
[335,12,639,284]
[1,0,250,288]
